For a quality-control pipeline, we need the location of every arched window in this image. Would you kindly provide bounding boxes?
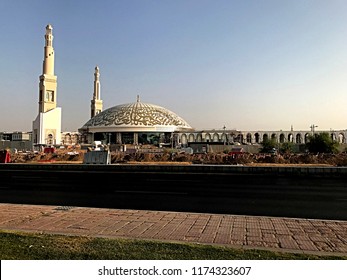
[288,134,293,142]
[338,133,345,144]
[280,134,285,143]
[196,134,203,142]
[296,134,302,144]
[213,133,219,142]
[254,133,260,143]
[263,134,268,142]
[181,134,188,145]
[246,133,252,143]
[188,134,195,142]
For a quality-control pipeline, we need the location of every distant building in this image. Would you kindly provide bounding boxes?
[0,131,32,151]
[11,132,31,141]
[1,131,31,142]
[0,132,12,141]
[61,132,81,146]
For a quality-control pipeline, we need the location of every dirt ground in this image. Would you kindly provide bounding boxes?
[6,148,347,166]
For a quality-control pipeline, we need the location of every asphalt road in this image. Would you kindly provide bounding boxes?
[1,164,347,220]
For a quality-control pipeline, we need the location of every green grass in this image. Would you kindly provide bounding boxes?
[0,230,345,260]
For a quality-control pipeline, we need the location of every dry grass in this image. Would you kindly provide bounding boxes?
[8,149,347,167]
[126,161,192,165]
[245,163,334,167]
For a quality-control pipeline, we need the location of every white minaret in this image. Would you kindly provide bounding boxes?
[32,24,62,146]
[38,24,57,113]
[90,66,103,118]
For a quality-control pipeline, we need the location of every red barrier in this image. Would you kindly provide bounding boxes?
[0,150,11,163]
[43,147,55,153]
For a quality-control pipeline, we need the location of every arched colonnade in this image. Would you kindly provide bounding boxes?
[176,130,347,146]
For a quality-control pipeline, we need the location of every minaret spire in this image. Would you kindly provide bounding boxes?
[94,66,100,100]
[43,24,55,75]
[91,66,103,117]
[38,24,57,113]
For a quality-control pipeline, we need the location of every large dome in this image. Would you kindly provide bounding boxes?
[81,100,193,133]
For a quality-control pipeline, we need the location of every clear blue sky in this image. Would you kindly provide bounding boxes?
[1,0,347,132]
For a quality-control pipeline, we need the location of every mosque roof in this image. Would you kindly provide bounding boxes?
[81,99,193,133]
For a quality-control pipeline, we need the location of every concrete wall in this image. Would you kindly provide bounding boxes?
[0,141,32,151]
[2,163,347,177]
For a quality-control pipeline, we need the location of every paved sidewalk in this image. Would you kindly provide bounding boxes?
[0,203,347,256]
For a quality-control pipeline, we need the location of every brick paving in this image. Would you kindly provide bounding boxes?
[0,203,347,256]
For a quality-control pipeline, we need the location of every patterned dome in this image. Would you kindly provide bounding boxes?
[81,100,193,132]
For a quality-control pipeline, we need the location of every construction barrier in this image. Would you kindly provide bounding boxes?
[83,150,111,164]
[0,150,11,163]
[43,147,56,153]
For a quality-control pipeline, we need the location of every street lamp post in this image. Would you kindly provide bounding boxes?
[310,124,318,134]
[223,125,226,146]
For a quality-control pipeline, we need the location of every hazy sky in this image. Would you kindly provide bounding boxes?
[1,0,347,132]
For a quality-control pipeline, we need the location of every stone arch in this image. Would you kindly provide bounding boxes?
[196,133,203,142]
[288,133,294,142]
[331,133,337,141]
[279,134,285,143]
[181,134,188,145]
[65,133,72,144]
[338,133,345,144]
[246,133,252,143]
[263,134,268,142]
[73,133,80,144]
[213,133,219,142]
[188,133,195,142]
[221,133,227,143]
[296,133,302,144]
[254,133,260,143]
[205,133,211,142]
[236,133,244,143]
[271,133,277,142]
[228,132,235,143]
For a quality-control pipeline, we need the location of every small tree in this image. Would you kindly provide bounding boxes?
[305,132,339,153]
[260,138,277,153]
[280,142,294,154]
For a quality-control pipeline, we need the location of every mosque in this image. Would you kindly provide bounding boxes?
[27,24,347,151]
[78,67,194,147]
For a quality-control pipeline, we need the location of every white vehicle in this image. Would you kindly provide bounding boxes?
[92,141,103,151]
